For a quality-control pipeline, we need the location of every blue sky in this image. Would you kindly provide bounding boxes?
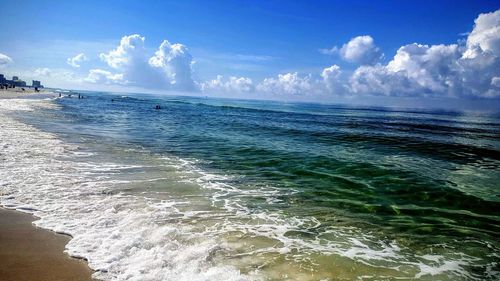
[0,1,499,109]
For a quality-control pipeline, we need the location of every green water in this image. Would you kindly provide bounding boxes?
[11,93,500,280]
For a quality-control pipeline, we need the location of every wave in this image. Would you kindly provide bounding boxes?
[0,98,497,280]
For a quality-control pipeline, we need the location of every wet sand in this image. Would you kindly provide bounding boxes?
[0,208,94,281]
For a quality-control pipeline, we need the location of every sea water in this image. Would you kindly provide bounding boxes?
[0,91,499,280]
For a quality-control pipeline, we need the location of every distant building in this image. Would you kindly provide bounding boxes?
[32,80,42,88]
[14,80,27,87]
[0,74,43,89]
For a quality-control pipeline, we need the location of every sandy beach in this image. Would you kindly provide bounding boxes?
[0,208,93,281]
[0,89,94,281]
[0,87,55,99]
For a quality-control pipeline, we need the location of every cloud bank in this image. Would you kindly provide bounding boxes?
[6,9,495,101]
[257,72,315,96]
[200,75,254,93]
[202,9,499,99]
[350,10,500,98]
[85,69,125,84]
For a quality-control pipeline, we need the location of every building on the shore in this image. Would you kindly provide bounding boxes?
[14,80,27,87]
[0,73,43,89]
[32,80,42,88]
[0,74,5,89]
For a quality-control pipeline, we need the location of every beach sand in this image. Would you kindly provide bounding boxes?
[0,91,94,281]
[0,208,94,281]
[0,88,57,99]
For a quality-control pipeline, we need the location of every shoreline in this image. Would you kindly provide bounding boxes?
[0,91,95,280]
[0,207,94,281]
[0,87,56,99]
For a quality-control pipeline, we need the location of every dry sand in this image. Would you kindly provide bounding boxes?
[0,88,56,99]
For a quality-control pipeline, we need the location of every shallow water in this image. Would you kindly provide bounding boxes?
[0,91,499,280]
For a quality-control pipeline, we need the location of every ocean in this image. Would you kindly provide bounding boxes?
[0,90,499,280]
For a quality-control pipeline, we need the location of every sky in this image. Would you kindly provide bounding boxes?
[0,0,499,110]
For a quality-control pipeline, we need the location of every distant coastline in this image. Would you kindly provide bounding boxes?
[0,73,44,90]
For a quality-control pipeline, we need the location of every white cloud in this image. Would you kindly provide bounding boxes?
[67,53,88,68]
[350,64,420,97]
[85,69,125,84]
[321,65,346,94]
[149,40,194,90]
[34,67,52,77]
[257,72,316,96]
[349,10,500,98]
[492,76,500,87]
[463,9,500,59]
[0,53,12,67]
[251,66,346,97]
[99,34,159,86]
[40,9,498,100]
[98,34,194,90]
[201,75,254,93]
[319,47,338,55]
[322,35,383,65]
[349,43,464,96]
[260,9,499,99]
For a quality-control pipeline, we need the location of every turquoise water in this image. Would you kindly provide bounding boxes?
[5,91,500,280]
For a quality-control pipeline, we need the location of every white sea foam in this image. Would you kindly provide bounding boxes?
[0,98,247,280]
[0,98,488,280]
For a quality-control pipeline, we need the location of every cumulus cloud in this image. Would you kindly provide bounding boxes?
[0,53,12,67]
[350,64,418,97]
[350,10,500,98]
[253,8,499,99]
[77,10,499,100]
[322,35,383,65]
[98,34,194,90]
[67,53,88,68]
[321,64,346,94]
[201,75,254,93]
[149,40,195,90]
[85,69,125,84]
[350,44,462,96]
[249,67,346,96]
[256,72,316,96]
[100,34,146,69]
[463,9,500,58]
[34,67,52,77]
